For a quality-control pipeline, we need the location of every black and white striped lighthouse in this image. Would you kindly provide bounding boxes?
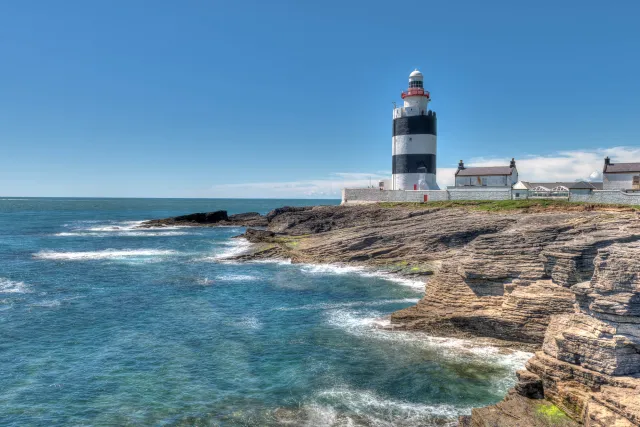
[392,70,438,190]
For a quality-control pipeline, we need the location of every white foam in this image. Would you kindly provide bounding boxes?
[82,220,146,232]
[198,239,253,262]
[30,299,61,308]
[276,299,420,312]
[229,316,262,330]
[325,308,532,373]
[54,231,191,237]
[307,385,471,426]
[250,258,293,266]
[33,249,177,261]
[298,263,425,291]
[216,274,259,282]
[0,278,30,294]
[196,277,214,286]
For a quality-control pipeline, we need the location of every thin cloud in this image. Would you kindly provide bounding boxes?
[205,147,640,198]
[464,146,640,183]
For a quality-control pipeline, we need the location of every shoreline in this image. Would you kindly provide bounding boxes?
[140,203,640,426]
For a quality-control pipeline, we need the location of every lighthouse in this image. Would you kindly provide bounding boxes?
[392,70,438,190]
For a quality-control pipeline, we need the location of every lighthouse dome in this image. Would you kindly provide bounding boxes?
[409,69,423,80]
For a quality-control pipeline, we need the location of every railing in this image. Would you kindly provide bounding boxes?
[401,88,430,99]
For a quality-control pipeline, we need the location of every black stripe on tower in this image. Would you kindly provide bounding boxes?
[392,154,436,174]
[393,111,437,136]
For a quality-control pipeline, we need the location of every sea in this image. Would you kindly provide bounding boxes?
[0,198,531,427]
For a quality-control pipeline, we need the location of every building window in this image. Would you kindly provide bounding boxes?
[409,81,423,88]
[481,177,488,186]
[515,193,520,198]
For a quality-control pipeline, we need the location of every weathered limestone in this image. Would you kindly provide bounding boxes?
[146,204,640,425]
[470,243,640,426]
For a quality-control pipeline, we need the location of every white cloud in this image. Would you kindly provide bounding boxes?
[207,172,390,199]
[464,146,640,184]
[205,146,640,198]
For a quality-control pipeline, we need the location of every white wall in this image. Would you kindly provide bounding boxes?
[569,190,640,205]
[342,189,448,204]
[603,173,639,190]
[448,187,512,201]
[393,173,438,191]
[455,175,509,187]
[342,188,640,205]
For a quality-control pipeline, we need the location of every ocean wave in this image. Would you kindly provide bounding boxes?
[216,274,259,282]
[325,308,532,372]
[198,239,253,262]
[196,277,214,286]
[33,249,178,261]
[81,220,146,232]
[319,386,470,418]
[54,231,191,237]
[293,385,469,427]
[226,315,262,330]
[0,278,30,294]
[250,258,293,266]
[29,299,62,308]
[297,263,425,291]
[276,298,419,312]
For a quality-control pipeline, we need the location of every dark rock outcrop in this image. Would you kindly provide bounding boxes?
[140,210,268,228]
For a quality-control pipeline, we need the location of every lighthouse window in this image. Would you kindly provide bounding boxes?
[409,81,423,88]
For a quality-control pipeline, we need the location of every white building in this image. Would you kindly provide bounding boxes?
[392,70,438,190]
[512,181,602,200]
[454,159,518,187]
[603,157,640,190]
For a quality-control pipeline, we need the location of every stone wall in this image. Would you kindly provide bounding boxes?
[342,188,448,204]
[569,190,640,205]
[448,188,512,201]
[343,187,640,205]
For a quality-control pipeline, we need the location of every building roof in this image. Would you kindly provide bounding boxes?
[518,181,602,190]
[604,162,640,174]
[409,69,423,79]
[456,166,515,177]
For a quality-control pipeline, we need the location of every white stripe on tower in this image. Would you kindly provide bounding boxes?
[391,69,438,191]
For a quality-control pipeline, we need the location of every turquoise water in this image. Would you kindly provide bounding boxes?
[0,198,529,426]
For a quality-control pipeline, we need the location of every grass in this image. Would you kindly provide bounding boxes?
[535,403,572,424]
[274,234,309,249]
[378,199,640,212]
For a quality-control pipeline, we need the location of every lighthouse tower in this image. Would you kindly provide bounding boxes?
[392,70,438,190]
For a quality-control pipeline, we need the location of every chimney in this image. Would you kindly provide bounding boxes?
[458,160,465,169]
[604,157,611,166]
[510,158,516,168]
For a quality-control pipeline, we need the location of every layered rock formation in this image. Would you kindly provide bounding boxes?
[232,205,640,349]
[145,203,640,425]
[466,242,640,426]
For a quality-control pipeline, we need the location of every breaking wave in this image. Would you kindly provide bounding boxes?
[216,274,259,282]
[313,385,470,426]
[276,298,419,312]
[197,239,253,262]
[33,249,178,261]
[0,278,30,294]
[298,263,425,291]
[325,308,532,373]
[54,231,191,237]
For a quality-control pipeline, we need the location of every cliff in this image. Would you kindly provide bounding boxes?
[143,202,640,425]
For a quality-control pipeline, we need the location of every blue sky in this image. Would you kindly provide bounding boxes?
[1,0,639,198]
